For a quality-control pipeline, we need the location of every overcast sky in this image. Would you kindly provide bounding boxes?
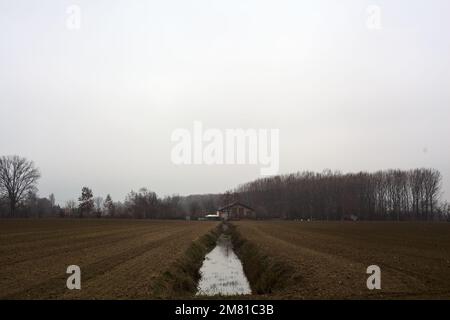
[1,0,449,205]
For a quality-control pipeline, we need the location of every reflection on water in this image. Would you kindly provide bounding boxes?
[196,234,252,296]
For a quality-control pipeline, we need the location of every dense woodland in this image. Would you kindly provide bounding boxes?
[1,155,449,220]
[233,169,447,221]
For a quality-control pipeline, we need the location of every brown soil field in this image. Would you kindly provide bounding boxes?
[232,221,450,299]
[0,219,218,299]
[2,219,450,300]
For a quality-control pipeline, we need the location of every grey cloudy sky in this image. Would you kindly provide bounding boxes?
[1,0,449,205]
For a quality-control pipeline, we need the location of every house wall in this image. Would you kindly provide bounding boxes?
[226,205,255,220]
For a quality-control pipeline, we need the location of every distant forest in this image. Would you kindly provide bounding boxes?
[233,169,446,221]
[1,155,449,220]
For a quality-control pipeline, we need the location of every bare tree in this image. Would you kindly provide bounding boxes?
[65,199,77,217]
[0,156,41,217]
[423,169,442,220]
[49,193,56,208]
[94,197,104,218]
[125,188,159,219]
[78,187,94,218]
[189,200,200,219]
[103,194,115,217]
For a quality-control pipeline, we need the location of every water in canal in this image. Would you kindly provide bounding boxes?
[196,234,252,296]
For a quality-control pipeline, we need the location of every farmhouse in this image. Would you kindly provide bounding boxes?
[217,202,256,220]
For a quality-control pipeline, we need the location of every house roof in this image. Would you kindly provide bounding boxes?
[218,201,254,212]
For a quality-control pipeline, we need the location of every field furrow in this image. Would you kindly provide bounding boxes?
[0,219,218,299]
[233,221,450,299]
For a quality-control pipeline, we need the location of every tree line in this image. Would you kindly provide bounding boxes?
[67,188,222,219]
[0,155,223,218]
[231,169,446,221]
[1,155,449,220]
